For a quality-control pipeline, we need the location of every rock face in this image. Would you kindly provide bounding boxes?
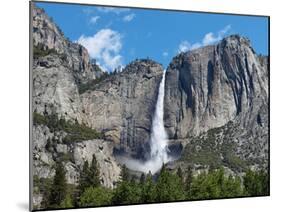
[32,125,121,188]
[164,35,269,170]
[33,125,56,179]
[32,5,103,123]
[81,60,163,159]
[73,140,121,187]
[165,35,268,138]
[33,6,102,83]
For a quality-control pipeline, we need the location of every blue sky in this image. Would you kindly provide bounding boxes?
[36,2,269,72]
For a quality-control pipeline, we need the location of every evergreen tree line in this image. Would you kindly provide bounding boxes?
[39,155,269,209]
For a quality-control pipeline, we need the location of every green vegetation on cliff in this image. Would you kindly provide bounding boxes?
[77,70,118,94]
[33,43,59,59]
[181,123,248,172]
[33,112,103,142]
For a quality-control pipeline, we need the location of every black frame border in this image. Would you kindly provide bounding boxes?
[29,0,270,211]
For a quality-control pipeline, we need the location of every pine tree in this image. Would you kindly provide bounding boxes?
[141,173,156,203]
[112,165,144,204]
[112,180,142,204]
[147,170,152,179]
[243,169,269,196]
[156,164,185,202]
[176,167,184,183]
[184,165,193,198]
[130,176,137,184]
[78,160,90,193]
[79,186,113,207]
[60,193,74,208]
[189,168,243,200]
[120,164,129,182]
[140,173,146,184]
[48,161,67,207]
[89,154,100,187]
[78,154,101,194]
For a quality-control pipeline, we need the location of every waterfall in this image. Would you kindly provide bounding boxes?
[119,70,171,174]
[150,70,169,164]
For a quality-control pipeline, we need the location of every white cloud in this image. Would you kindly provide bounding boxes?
[162,51,169,57]
[202,33,217,46]
[190,42,202,50]
[179,41,191,53]
[123,13,136,22]
[89,16,100,25]
[77,29,123,72]
[178,25,231,53]
[97,7,130,14]
[219,24,231,35]
[203,25,231,45]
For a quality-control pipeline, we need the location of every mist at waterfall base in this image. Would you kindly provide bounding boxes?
[120,71,173,174]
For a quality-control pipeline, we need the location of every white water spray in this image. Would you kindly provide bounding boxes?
[149,70,169,164]
[120,71,171,174]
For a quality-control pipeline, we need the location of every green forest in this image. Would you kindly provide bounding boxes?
[34,153,269,210]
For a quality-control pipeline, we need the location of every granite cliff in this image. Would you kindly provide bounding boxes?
[32,6,103,124]
[165,35,268,137]
[165,35,268,172]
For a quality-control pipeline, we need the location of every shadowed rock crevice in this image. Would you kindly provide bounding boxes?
[207,60,215,96]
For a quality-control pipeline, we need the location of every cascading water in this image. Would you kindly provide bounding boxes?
[121,70,171,174]
[149,70,169,164]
